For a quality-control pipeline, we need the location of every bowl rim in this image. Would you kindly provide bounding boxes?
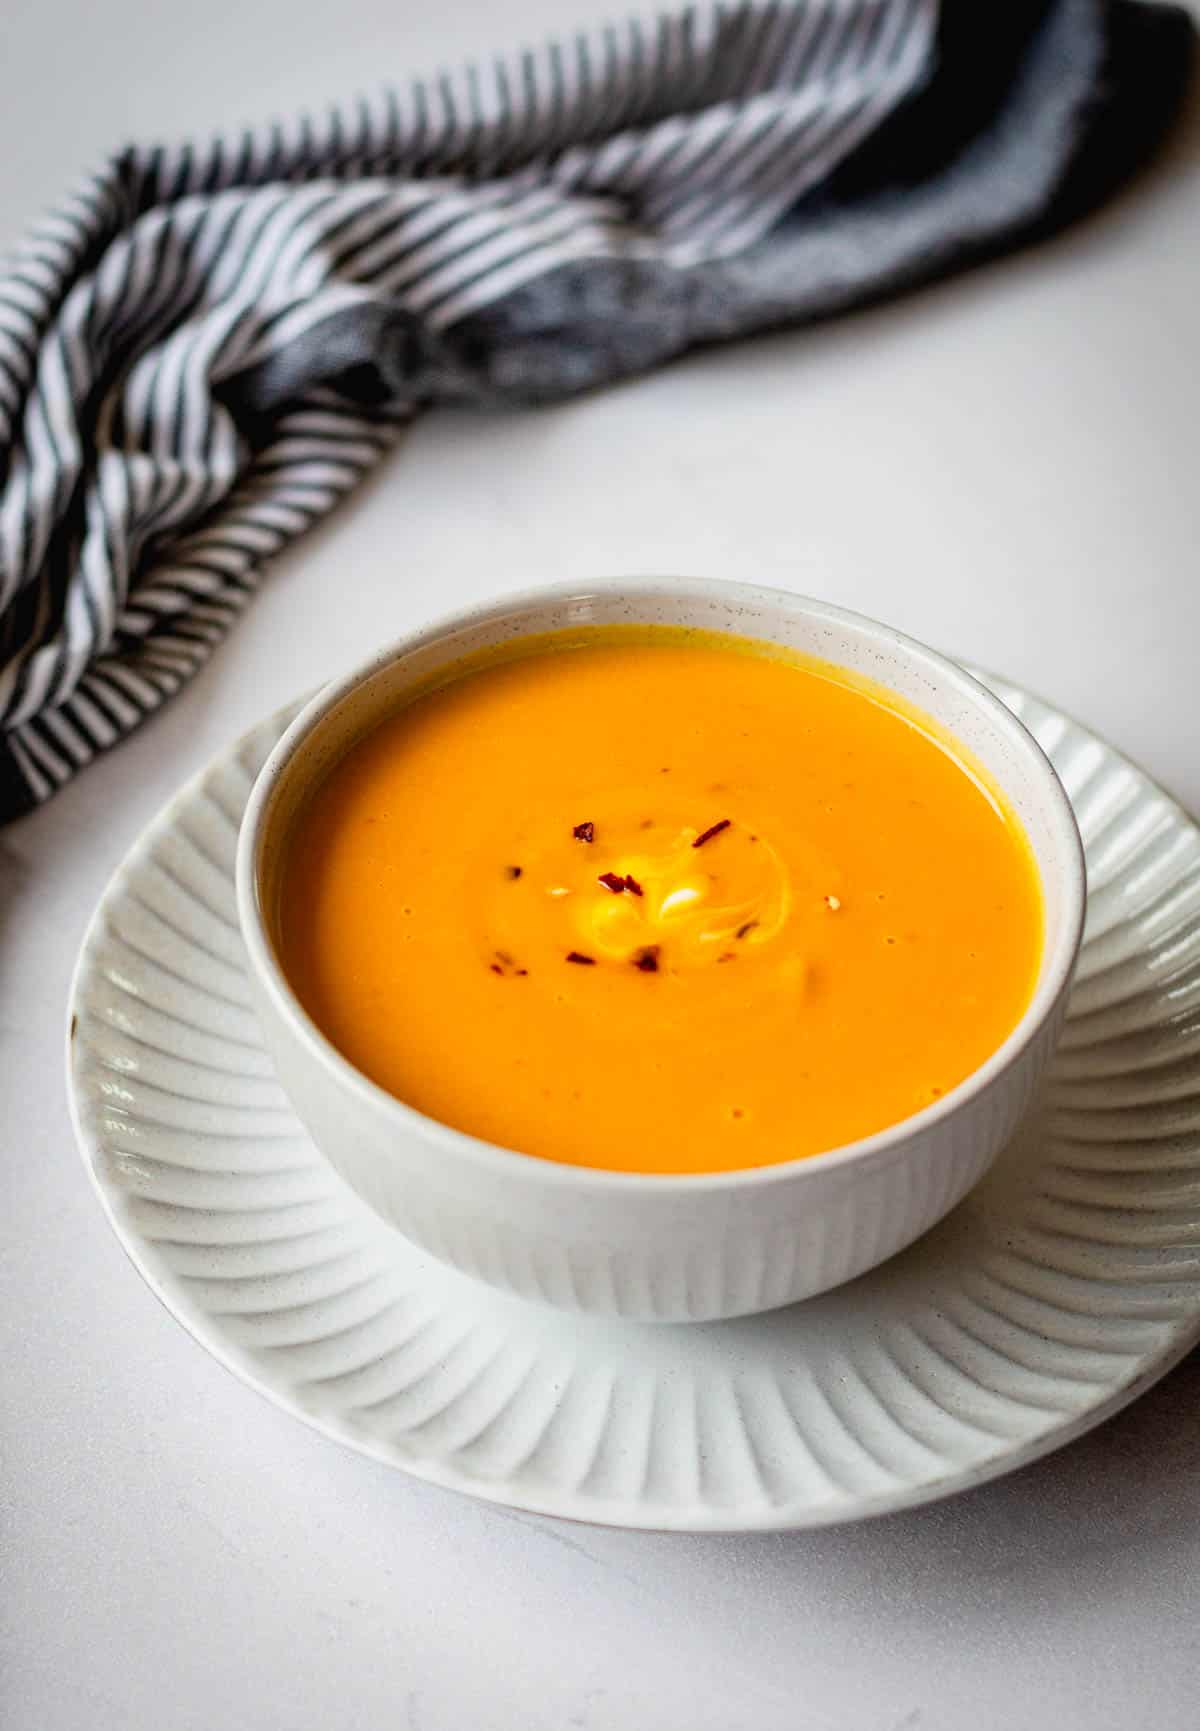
[234,576,1087,1194]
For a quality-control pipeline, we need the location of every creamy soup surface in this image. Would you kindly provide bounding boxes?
[280,628,1043,1173]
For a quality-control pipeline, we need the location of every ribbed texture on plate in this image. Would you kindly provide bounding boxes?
[69,683,1200,1528]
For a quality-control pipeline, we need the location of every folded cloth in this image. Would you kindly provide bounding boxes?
[0,0,1192,822]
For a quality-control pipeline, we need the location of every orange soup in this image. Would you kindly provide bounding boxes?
[280,628,1043,1173]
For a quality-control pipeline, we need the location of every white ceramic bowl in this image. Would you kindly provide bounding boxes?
[235,580,1086,1323]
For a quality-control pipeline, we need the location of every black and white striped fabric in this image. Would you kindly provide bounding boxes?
[0,0,1191,822]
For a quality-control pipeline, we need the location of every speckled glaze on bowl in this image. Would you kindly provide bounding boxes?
[234,580,1086,1322]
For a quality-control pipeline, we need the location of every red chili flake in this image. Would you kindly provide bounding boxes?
[494,949,514,966]
[573,821,595,843]
[717,952,736,963]
[623,874,644,897]
[505,865,523,880]
[632,946,660,973]
[692,818,731,849]
[566,951,596,965]
[516,968,529,977]
[735,920,758,940]
[597,871,626,894]
[490,963,504,975]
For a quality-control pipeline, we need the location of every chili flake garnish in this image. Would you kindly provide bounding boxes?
[717,952,736,963]
[623,873,644,897]
[506,865,523,880]
[566,950,596,965]
[692,818,731,849]
[490,963,504,975]
[735,920,758,940]
[632,946,660,973]
[573,821,595,843]
[597,871,626,894]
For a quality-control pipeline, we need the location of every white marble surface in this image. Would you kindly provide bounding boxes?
[3,4,1200,1727]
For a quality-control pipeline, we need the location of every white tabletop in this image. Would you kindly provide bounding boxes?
[4,4,1200,1727]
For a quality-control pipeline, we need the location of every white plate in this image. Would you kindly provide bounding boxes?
[69,676,1200,1531]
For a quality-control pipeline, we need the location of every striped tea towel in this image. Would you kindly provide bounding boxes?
[0,0,1192,823]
